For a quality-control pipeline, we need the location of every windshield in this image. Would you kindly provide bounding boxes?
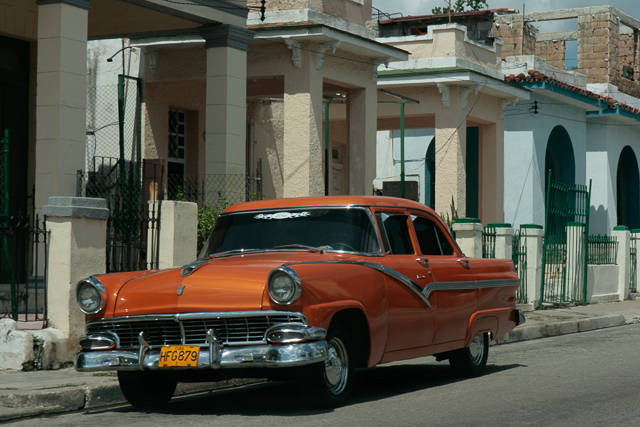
[200,208,381,257]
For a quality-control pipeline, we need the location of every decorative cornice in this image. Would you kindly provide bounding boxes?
[437,83,450,108]
[500,98,518,119]
[285,39,302,68]
[461,85,479,109]
[36,0,91,10]
[315,41,340,70]
[145,50,158,75]
[372,58,389,82]
[199,24,255,52]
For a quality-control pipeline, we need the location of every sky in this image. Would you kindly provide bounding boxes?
[372,0,640,25]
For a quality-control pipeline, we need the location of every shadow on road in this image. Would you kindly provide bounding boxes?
[100,359,524,418]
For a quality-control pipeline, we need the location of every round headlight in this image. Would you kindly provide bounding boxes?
[76,278,105,315]
[268,267,302,305]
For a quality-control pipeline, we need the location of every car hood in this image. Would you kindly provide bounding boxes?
[112,252,351,317]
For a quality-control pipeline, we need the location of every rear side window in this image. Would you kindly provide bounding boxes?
[412,216,454,256]
[375,213,414,255]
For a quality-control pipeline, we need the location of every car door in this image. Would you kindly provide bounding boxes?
[374,209,436,352]
[409,213,478,345]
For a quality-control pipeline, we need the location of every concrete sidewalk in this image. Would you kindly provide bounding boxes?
[2,300,640,422]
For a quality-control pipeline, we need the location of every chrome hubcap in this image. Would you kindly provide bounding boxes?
[324,337,348,395]
[468,333,484,365]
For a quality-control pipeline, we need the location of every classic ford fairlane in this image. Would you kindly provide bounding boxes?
[75,196,524,408]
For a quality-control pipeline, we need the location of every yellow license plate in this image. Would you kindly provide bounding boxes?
[159,345,199,367]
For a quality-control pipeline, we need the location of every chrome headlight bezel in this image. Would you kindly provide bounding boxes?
[76,277,106,315]
[267,266,302,305]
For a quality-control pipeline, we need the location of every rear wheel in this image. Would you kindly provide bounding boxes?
[449,332,489,377]
[297,326,354,408]
[117,371,177,408]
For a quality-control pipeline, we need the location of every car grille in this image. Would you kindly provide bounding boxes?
[85,312,307,349]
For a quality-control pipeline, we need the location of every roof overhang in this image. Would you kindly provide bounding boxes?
[251,24,408,62]
[378,67,529,101]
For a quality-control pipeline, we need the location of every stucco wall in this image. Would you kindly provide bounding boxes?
[381,25,502,72]
[504,92,588,229]
[266,0,372,29]
[587,117,640,234]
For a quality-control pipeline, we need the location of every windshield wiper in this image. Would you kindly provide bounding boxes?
[273,244,324,253]
[209,248,263,258]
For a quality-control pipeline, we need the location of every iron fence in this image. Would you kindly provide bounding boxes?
[513,228,528,303]
[587,235,618,265]
[631,232,639,293]
[482,225,497,258]
[77,156,164,273]
[1,129,48,322]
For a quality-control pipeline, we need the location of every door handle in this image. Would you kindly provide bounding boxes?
[416,258,429,267]
[457,258,470,267]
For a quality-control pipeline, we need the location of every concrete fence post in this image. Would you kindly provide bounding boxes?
[489,223,513,259]
[521,224,544,310]
[42,197,109,366]
[612,225,630,301]
[148,200,198,269]
[565,222,586,302]
[452,219,483,259]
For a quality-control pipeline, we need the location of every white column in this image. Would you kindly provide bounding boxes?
[199,25,255,176]
[35,0,90,211]
[612,226,630,300]
[632,230,640,296]
[452,219,483,258]
[282,41,324,198]
[435,85,466,217]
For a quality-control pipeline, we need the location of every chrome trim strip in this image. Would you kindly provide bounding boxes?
[85,311,310,328]
[283,260,431,307]
[75,341,328,371]
[421,278,522,299]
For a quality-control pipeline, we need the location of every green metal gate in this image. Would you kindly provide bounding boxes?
[81,75,161,272]
[540,174,591,308]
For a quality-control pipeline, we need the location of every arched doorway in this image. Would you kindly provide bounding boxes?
[544,125,575,190]
[425,137,435,209]
[617,146,640,229]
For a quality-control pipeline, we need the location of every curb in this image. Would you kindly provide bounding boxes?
[0,378,265,422]
[493,314,626,345]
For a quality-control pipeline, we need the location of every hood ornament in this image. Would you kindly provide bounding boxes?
[177,286,185,296]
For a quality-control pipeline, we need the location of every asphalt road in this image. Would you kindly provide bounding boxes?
[8,324,640,427]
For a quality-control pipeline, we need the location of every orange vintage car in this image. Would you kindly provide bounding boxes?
[75,196,524,408]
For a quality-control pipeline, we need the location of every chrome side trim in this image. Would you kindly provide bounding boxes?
[75,341,328,371]
[421,278,522,299]
[283,260,431,307]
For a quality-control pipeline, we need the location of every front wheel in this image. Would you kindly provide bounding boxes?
[296,326,355,408]
[448,332,489,377]
[117,371,177,407]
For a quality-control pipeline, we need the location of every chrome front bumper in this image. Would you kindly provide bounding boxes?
[75,340,328,372]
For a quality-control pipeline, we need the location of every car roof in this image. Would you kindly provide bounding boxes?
[223,195,437,215]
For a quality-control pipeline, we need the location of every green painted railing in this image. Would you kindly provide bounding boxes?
[587,235,618,265]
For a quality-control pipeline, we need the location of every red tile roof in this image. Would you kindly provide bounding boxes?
[505,70,640,116]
